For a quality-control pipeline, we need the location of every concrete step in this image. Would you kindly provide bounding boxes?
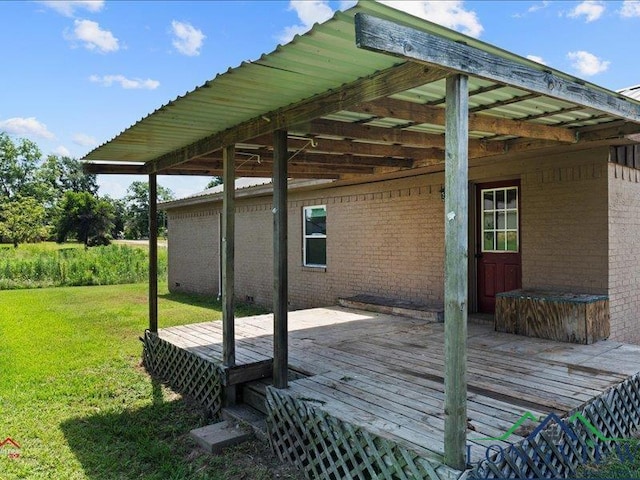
[222,404,268,441]
[189,420,252,454]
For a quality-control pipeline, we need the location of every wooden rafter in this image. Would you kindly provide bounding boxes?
[469,93,540,113]
[246,134,436,160]
[197,150,416,168]
[296,118,506,156]
[145,62,449,173]
[350,98,576,142]
[354,13,640,122]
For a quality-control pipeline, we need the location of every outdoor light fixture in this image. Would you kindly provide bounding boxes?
[440,186,446,201]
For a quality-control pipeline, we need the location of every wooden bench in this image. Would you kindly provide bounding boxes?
[495,289,609,344]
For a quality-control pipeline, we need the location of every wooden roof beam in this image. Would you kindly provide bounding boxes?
[355,13,640,123]
[195,150,417,168]
[83,163,146,175]
[351,98,576,142]
[178,158,374,176]
[146,61,449,173]
[296,118,506,156]
[246,133,439,160]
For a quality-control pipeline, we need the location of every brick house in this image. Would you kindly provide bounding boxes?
[162,140,640,343]
[83,2,640,472]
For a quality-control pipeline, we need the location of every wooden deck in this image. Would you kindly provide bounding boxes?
[158,306,640,464]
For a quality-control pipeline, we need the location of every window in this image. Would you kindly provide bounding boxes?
[303,205,326,267]
[481,187,519,252]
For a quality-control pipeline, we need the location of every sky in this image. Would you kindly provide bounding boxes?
[2,0,640,199]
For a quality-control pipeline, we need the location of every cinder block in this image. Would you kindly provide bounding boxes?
[189,421,252,454]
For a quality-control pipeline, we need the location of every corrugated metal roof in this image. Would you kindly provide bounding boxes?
[620,85,640,101]
[85,1,640,166]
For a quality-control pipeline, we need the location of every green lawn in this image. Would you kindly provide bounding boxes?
[0,283,295,480]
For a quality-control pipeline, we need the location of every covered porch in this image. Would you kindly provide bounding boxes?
[81,1,640,477]
[144,306,640,479]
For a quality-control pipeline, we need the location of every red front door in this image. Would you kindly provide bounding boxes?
[477,181,522,313]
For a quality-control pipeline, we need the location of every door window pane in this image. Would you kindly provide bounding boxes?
[481,186,518,253]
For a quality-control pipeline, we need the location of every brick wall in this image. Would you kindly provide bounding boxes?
[166,147,612,328]
[608,163,640,342]
[520,158,609,294]
[167,206,220,296]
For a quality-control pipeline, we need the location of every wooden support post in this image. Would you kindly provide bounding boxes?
[444,74,469,470]
[273,130,288,389]
[222,145,236,406]
[148,174,158,333]
[222,145,236,368]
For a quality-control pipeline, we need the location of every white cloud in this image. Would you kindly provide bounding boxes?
[380,1,483,37]
[170,20,205,56]
[67,19,119,53]
[0,117,55,140]
[39,0,104,17]
[567,50,610,76]
[528,1,550,13]
[73,133,98,147]
[621,0,640,17]
[568,1,605,22]
[526,55,546,65]
[54,145,71,156]
[89,74,160,90]
[279,1,335,43]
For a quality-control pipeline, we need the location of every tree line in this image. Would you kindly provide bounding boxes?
[0,133,174,247]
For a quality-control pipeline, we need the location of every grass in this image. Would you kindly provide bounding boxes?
[577,441,640,478]
[0,282,298,480]
[0,242,168,289]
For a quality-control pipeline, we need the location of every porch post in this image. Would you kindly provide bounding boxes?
[148,173,158,333]
[273,129,288,389]
[444,74,469,470]
[222,145,236,368]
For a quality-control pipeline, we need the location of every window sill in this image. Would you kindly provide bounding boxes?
[301,266,327,273]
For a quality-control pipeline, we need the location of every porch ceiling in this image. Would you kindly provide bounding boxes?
[83,1,640,180]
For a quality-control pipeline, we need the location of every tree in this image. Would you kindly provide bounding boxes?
[38,154,98,197]
[56,192,115,246]
[0,196,50,247]
[103,196,127,239]
[0,133,42,201]
[124,181,174,239]
[206,176,223,188]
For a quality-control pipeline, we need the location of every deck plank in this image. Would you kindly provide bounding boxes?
[156,306,640,461]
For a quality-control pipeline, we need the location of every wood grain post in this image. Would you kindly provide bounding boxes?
[222,145,236,368]
[148,173,158,333]
[444,74,469,470]
[222,145,236,405]
[273,130,288,389]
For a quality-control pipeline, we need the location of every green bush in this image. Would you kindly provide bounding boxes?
[0,243,167,289]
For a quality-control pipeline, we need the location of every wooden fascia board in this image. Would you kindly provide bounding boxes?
[351,98,577,143]
[83,163,146,175]
[354,13,640,123]
[147,62,449,174]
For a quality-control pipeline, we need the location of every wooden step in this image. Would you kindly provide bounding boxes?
[339,294,443,322]
[222,404,267,440]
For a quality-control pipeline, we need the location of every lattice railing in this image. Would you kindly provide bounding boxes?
[471,373,640,479]
[266,386,459,480]
[142,330,223,417]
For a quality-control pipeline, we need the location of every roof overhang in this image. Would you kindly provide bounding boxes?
[83,1,640,180]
